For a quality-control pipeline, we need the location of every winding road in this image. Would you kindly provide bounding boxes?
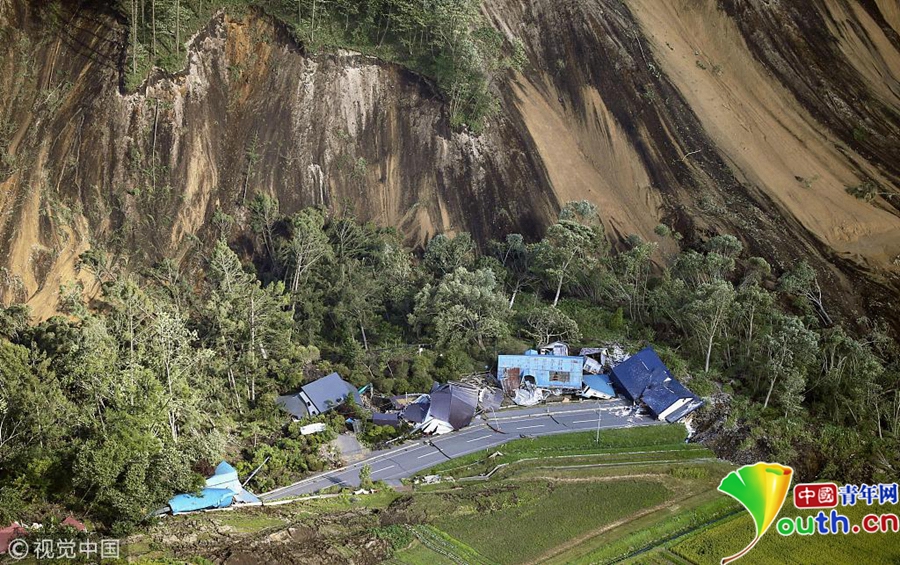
[260,399,661,501]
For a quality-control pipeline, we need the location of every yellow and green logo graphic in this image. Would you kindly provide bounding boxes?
[717,462,794,564]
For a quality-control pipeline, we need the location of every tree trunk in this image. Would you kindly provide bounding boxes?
[175,0,180,55]
[132,0,137,76]
[310,0,317,43]
[508,287,518,309]
[553,274,564,307]
[763,375,778,410]
[249,293,256,402]
[360,318,368,351]
[151,0,156,59]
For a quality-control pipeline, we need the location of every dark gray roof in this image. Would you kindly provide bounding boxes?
[401,400,429,423]
[642,379,696,417]
[276,394,309,419]
[302,372,362,413]
[428,383,478,430]
[609,348,672,401]
[372,412,401,427]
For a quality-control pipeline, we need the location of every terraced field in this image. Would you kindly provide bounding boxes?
[391,425,731,564]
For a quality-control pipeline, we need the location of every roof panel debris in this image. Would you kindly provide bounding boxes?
[419,382,479,434]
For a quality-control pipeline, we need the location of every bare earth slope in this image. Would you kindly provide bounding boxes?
[0,0,898,325]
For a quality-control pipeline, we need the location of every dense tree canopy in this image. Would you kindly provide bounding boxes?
[1,201,899,532]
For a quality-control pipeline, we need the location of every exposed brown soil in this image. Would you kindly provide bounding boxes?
[0,0,898,329]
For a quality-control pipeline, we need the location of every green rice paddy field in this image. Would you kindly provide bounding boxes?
[391,427,900,565]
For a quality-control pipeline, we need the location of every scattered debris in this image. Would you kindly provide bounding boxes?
[513,385,547,406]
[415,474,453,485]
[299,422,327,436]
[538,341,570,356]
[477,387,504,411]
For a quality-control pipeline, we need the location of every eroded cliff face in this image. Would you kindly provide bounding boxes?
[1,0,899,325]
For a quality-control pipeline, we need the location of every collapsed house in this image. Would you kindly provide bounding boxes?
[497,350,585,392]
[392,383,478,435]
[579,346,629,374]
[608,347,703,422]
[276,372,362,419]
[168,461,260,515]
[497,348,585,406]
[420,383,479,435]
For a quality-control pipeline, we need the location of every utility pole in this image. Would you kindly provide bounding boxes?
[491,406,501,431]
[595,401,602,444]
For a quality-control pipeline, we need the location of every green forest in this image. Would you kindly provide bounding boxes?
[117,0,524,130]
[2,199,898,534]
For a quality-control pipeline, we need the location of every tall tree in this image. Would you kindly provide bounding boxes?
[489,234,538,308]
[681,280,736,373]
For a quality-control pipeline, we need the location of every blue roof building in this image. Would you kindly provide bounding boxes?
[609,347,702,422]
[497,353,584,392]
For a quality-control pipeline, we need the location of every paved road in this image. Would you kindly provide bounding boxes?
[261,399,661,501]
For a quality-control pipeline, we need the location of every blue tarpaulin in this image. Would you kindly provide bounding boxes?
[582,374,616,399]
[169,488,235,514]
[167,461,260,514]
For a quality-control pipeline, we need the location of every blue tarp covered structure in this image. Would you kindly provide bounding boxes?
[169,488,236,514]
[168,461,260,514]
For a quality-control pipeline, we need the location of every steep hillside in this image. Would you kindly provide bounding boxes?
[1,0,899,325]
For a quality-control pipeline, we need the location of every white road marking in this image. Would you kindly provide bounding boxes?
[466,435,493,443]
[418,451,441,459]
[572,419,600,424]
[516,424,545,430]
[372,465,395,473]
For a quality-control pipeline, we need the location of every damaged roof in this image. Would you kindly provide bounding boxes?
[642,379,696,416]
[609,347,702,422]
[302,372,362,413]
[278,373,362,418]
[426,383,478,430]
[609,347,673,401]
